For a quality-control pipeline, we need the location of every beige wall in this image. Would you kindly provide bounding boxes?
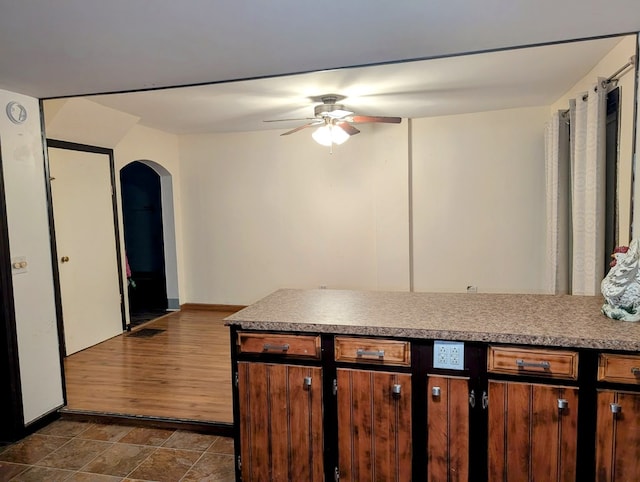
[178,106,550,303]
[179,123,410,304]
[0,89,63,424]
[412,106,549,293]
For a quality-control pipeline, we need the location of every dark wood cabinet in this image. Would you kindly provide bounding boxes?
[488,380,578,481]
[336,368,412,482]
[427,375,470,481]
[231,326,640,481]
[237,361,324,482]
[596,390,640,481]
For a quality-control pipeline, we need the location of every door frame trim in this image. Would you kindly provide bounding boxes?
[45,139,128,356]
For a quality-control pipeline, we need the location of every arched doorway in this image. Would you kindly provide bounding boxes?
[120,160,179,327]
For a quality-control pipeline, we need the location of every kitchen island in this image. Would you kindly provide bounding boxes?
[226,289,640,481]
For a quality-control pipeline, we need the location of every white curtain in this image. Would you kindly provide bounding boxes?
[545,78,607,295]
[544,111,570,294]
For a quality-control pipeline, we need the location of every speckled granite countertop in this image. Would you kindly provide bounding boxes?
[225,289,640,351]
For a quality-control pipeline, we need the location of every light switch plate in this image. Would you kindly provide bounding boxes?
[433,340,465,370]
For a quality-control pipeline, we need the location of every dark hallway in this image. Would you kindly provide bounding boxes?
[121,162,167,327]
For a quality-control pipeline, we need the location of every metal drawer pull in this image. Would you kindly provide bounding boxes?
[469,390,476,408]
[557,399,569,410]
[356,348,385,358]
[263,343,290,352]
[482,391,489,409]
[611,403,622,414]
[304,376,312,388]
[631,367,640,376]
[516,359,551,369]
[432,386,441,397]
[392,384,402,395]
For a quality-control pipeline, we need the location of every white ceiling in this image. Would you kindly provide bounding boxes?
[1,1,637,135]
[88,36,627,134]
[1,1,639,99]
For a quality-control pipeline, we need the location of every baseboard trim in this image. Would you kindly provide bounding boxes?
[180,303,246,313]
[3,407,63,443]
[59,408,233,436]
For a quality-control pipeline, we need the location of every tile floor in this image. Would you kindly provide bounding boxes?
[0,419,235,481]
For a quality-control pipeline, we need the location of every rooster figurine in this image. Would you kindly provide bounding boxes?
[601,239,640,321]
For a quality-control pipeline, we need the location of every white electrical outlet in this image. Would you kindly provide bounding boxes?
[450,346,460,365]
[437,345,447,364]
[433,340,465,370]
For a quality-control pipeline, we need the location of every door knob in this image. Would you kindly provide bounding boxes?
[60,256,70,263]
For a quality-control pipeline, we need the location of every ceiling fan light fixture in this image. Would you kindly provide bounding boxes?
[312,125,349,146]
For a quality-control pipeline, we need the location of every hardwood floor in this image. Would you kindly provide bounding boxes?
[63,309,234,424]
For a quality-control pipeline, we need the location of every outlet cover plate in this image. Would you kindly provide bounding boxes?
[433,340,465,370]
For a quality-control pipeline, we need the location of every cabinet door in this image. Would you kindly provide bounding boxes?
[237,362,324,482]
[488,380,578,482]
[596,390,640,481]
[337,368,412,482]
[427,375,469,481]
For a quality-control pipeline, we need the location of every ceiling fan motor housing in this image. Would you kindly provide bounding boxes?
[314,103,346,117]
[314,95,353,119]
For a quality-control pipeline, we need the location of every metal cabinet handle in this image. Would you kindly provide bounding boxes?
[304,376,312,388]
[611,403,622,414]
[432,386,441,397]
[631,367,640,376]
[557,398,569,410]
[60,256,70,263]
[392,384,402,395]
[516,359,551,369]
[469,389,476,408]
[356,348,385,358]
[482,391,489,409]
[263,343,289,352]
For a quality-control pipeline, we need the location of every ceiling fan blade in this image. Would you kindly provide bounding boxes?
[336,122,360,136]
[280,120,323,136]
[349,115,402,124]
[264,117,318,123]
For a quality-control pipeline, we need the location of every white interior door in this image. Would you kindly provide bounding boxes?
[49,146,123,355]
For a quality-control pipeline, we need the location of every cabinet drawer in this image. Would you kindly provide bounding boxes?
[487,345,578,380]
[237,333,321,359]
[334,336,411,366]
[598,353,640,384]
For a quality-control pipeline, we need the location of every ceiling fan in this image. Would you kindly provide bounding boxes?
[264,94,402,146]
